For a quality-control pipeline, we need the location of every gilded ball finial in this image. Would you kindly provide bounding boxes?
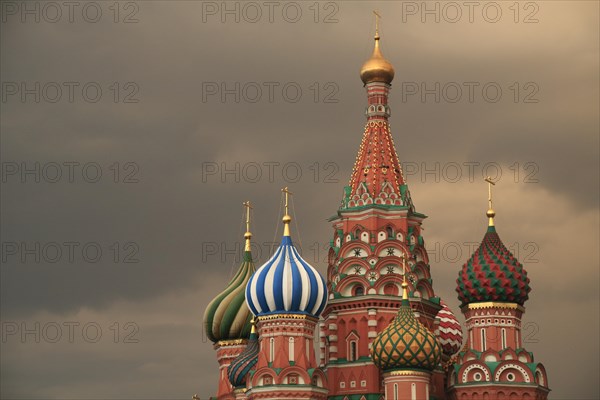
[360,14,395,85]
[484,177,497,227]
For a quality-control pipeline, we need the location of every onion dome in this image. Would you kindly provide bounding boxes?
[371,282,442,371]
[456,225,531,306]
[456,179,531,306]
[435,300,463,356]
[360,29,395,85]
[227,319,259,388]
[245,188,327,318]
[203,203,256,343]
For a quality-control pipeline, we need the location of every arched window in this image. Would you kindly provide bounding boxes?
[386,226,393,238]
[289,337,295,362]
[349,340,357,361]
[394,383,398,400]
[354,286,364,296]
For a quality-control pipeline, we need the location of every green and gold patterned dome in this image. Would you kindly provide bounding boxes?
[203,203,256,343]
[371,282,442,371]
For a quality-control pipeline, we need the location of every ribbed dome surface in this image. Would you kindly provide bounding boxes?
[371,293,442,371]
[227,328,259,388]
[245,236,327,318]
[435,300,463,356]
[203,251,255,343]
[456,226,531,306]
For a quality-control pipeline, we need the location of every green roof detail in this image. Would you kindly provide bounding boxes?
[203,250,255,343]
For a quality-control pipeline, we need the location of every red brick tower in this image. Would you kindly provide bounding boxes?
[244,189,329,400]
[320,18,453,399]
[447,179,550,399]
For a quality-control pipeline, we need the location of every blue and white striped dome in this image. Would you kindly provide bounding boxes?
[245,236,327,318]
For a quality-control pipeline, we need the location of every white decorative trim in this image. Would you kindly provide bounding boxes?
[462,364,490,383]
[495,364,531,383]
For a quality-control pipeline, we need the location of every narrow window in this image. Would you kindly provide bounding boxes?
[481,328,487,351]
[306,338,310,359]
[394,383,398,400]
[349,340,357,361]
[501,328,507,349]
[269,337,275,362]
[289,337,295,362]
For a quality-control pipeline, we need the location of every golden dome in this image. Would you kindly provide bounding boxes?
[360,33,395,85]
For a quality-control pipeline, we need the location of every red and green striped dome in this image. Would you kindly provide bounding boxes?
[456,226,530,306]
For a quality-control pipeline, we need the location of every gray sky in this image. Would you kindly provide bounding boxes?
[1,1,598,399]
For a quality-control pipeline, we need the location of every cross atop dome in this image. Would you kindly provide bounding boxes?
[344,17,412,210]
[485,176,496,227]
[245,188,327,318]
[360,11,395,85]
[281,186,293,236]
[243,200,253,251]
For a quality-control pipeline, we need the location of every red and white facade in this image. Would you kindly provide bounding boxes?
[203,28,550,400]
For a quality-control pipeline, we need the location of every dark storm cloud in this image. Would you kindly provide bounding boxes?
[1,1,598,399]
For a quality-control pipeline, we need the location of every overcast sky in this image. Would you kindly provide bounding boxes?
[1,1,598,399]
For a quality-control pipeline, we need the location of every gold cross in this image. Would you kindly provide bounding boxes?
[281,187,293,216]
[243,201,253,251]
[484,176,496,210]
[243,201,252,233]
[373,10,381,36]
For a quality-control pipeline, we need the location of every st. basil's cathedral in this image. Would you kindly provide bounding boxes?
[202,20,550,400]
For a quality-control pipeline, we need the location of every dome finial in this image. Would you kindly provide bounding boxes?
[360,12,395,85]
[373,10,381,39]
[281,187,293,237]
[484,176,496,227]
[401,255,409,303]
[243,201,253,252]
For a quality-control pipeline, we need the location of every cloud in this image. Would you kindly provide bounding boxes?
[1,1,598,399]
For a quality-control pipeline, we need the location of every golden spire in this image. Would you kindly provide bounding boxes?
[281,187,293,237]
[243,201,253,251]
[360,11,395,85]
[484,177,496,227]
[250,316,256,334]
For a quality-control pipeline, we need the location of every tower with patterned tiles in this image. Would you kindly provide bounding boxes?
[243,188,329,400]
[447,179,550,399]
[319,15,457,400]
